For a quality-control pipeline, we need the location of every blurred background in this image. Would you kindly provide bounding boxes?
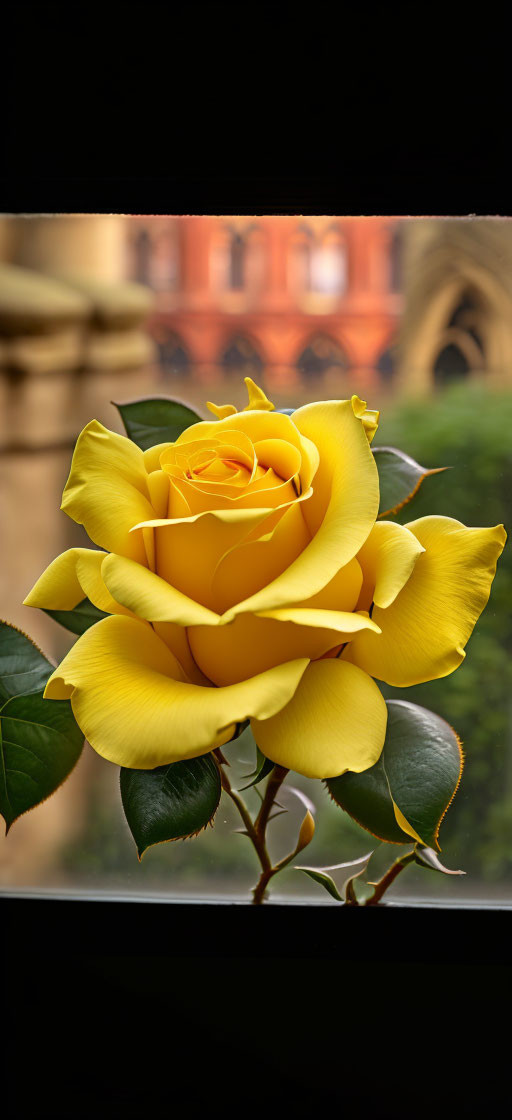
[1,213,512,902]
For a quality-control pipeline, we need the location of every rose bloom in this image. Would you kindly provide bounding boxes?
[25,380,506,779]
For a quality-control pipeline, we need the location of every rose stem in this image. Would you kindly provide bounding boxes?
[363,849,416,906]
[251,765,289,905]
[215,751,291,905]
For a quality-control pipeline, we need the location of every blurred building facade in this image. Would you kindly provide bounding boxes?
[126,216,404,396]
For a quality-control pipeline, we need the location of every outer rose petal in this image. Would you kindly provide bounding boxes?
[345,516,507,686]
[222,400,380,620]
[356,520,425,612]
[351,395,380,443]
[188,611,380,687]
[251,660,387,780]
[101,553,222,625]
[61,421,154,563]
[44,615,309,769]
[24,547,132,616]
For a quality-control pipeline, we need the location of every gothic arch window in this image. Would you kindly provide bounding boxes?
[153,327,190,376]
[229,232,245,290]
[221,335,263,378]
[211,224,265,293]
[434,344,470,384]
[377,344,396,383]
[433,289,486,386]
[288,224,314,293]
[133,229,152,285]
[131,225,179,290]
[297,335,349,378]
[150,227,179,291]
[447,292,485,350]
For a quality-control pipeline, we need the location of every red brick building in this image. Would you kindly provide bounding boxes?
[127,216,403,397]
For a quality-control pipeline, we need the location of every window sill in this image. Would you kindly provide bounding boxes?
[2,890,511,963]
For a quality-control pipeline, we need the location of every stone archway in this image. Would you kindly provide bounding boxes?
[296,334,350,378]
[397,221,512,394]
[220,334,264,379]
[153,326,190,376]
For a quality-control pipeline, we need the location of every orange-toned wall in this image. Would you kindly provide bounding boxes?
[128,216,403,394]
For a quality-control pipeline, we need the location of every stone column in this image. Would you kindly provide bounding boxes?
[12,214,126,281]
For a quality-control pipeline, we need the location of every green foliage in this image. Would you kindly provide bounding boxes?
[295,867,344,901]
[238,745,275,790]
[376,383,512,878]
[327,700,463,850]
[0,621,83,831]
[295,852,373,903]
[44,598,107,635]
[114,397,202,450]
[413,845,464,876]
[120,754,222,858]
[0,619,54,700]
[373,445,445,517]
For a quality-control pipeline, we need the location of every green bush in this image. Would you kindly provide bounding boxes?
[375,382,512,879]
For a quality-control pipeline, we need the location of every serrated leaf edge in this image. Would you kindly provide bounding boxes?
[0,621,82,832]
[121,758,222,860]
[432,728,465,850]
[0,617,57,671]
[2,735,84,835]
[326,708,464,850]
[373,446,448,518]
[324,779,411,847]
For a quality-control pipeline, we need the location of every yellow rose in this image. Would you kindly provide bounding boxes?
[25,379,506,779]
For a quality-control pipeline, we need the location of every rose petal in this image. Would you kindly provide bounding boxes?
[251,659,387,780]
[188,609,380,688]
[61,421,154,562]
[24,547,131,616]
[211,502,311,614]
[356,520,425,612]
[345,516,507,686]
[222,400,379,620]
[101,553,222,625]
[44,615,309,768]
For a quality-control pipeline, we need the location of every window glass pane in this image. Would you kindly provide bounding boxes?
[1,214,511,906]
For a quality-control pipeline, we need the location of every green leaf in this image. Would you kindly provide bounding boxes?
[0,619,55,701]
[414,845,465,876]
[295,853,373,903]
[120,754,222,858]
[0,621,84,831]
[0,694,84,831]
[373,445,446,518]
[295,868,344,902]
[114,397,202,450]
[343,851,375,905]
[238,746,275,791]
[43,598,108,635]
[327,700,463,850]
[328,753,408,845]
